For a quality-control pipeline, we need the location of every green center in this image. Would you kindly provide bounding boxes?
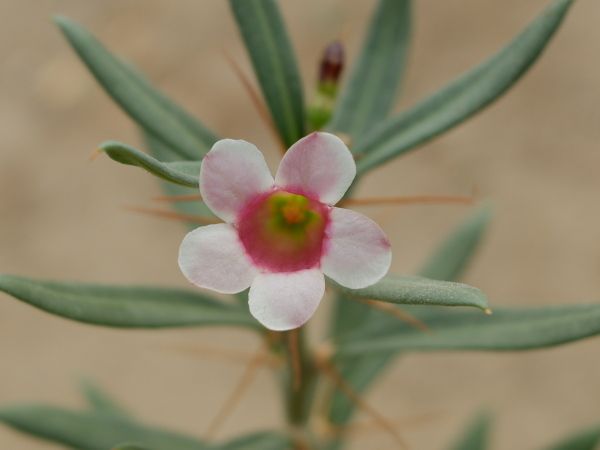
[269,192,319,231]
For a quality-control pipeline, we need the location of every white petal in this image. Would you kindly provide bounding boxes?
[178,224,258,294]
[275,132,356,205]
[322,208,392,289]
[248,269,325,331]
[200,139,274,223]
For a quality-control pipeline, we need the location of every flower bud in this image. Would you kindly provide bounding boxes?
[308,41,345,131]
[318,40,344,89]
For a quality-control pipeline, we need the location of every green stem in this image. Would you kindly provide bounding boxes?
[282,328,317,448]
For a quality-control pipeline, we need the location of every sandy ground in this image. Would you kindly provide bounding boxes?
[1,0,599,449]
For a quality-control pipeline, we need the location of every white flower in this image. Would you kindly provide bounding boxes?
[179,132,391,331]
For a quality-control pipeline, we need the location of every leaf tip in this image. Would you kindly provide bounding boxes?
[52,15,76,34]
[554,0,575,11]
[98,140,122,150]
[97,141,133,163]
[51,14,68,26]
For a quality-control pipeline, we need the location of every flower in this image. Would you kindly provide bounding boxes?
[178,132,391,331]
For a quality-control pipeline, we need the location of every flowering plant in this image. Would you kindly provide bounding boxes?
[1,0,599,449]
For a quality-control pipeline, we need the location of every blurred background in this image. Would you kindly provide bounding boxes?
[1,0,599,448]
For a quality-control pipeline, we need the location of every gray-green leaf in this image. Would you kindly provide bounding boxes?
[337,275,489,311]
[100,141,199,188]
[542,425,600,450]
[0,406,208,450]
[448,412,492,450]
[326,350,394,427]
[420,205,492,281]
[80,379,131,419]
[142,132,215,225]
[228,0,305,147]
[112,432,291,450]
[326,273,488,427]
[354,0,574,174]
[54,16,217,160]
[112,445,150,450]
[329,0,411,138]
[337,304,600,356]
[0,274,256,329]
[223,432,292,450]
[326,207,494,428]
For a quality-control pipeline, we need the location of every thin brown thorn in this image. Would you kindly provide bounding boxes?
[161,343,279,368]
[153,193,203,203]
[223,50,286,155]
[124,205,220,225]
[344,195,474,207]
[314,356,408,449]
[266,330,284,347]
[329,411,442,437]
[288,329,302,391]
[354,298,429,333]
[89,148,103,161]
[204,346,264,440]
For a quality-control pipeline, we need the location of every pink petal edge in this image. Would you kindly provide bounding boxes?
[200,139,274,223]
[178,224,258,294]
[275,132,356,205]
[248,269,325,331]
[321,207,392,289]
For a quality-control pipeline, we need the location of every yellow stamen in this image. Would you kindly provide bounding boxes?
[282,202,306,224]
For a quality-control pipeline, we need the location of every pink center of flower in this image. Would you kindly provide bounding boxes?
[237,190,330,273]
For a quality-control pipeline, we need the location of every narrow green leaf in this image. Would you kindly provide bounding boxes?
[100,141,199,188]
[229,0,305,146]
[338,275,488,310]
[543,425,600,450]
[337,304,600,356]
[0,274,256,329]
[112,445,149,450]
[448,412,492,450]
[0,406,208,450]
[111,432,291,450]
[327,207,493,428]
[420,205,492,281]
[141,132,214,223]
[329,0,411,137]
[327,275,488,426]
[354,0,574,174]
[327,351,393,426]
[326,290,385,429]
[80,379,131,419]
[54,16,217,160]
[222,432,292,450]
[329,290,371,338]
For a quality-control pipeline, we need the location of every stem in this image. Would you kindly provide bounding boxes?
[282,328,317,448]
[286,329,315,425]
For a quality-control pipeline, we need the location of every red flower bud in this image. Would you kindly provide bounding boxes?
[319,41,344,86]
